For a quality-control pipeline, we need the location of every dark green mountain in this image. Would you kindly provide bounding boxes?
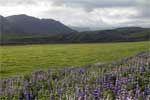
[0,14,75,34]
[1,26,149,45]
[0,15,149,45]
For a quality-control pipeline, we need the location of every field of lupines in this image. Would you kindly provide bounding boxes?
[0,52,150,100]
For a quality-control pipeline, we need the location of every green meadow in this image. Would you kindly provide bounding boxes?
[0,41,149,78]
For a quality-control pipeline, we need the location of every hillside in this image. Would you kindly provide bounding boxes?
[1,26,149,45]
[0,14,75,34]
[0,15,149,45]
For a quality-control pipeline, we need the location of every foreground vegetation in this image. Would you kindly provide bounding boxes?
[0,52,150,100]
[0,41,149,77]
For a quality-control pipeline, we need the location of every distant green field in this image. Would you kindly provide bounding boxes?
[0,41,149,78]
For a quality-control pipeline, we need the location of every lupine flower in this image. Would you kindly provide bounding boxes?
[140,66,145,73]
[0,53,149,100]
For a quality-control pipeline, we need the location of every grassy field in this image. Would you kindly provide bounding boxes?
[0,41,149,78]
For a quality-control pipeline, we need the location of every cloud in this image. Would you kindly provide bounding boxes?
[0,0,37,6]
[41,7,146,29]
[41,7,110,28]
[51,0,139,11]
[117,19,150,28]
[0,0,149,29]
[135,0,150,19]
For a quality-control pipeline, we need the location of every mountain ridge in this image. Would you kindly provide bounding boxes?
[0,14,149,45]
[1,27,149,45]
[0,14,76,34]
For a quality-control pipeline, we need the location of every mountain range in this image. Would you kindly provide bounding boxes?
[0,14,149,45]
[0,14,75,34]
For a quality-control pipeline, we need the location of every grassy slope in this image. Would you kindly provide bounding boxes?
[1,28,149,45]
[0,41,149,77]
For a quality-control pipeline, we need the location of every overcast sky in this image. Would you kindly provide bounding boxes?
[0,0,150,29]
